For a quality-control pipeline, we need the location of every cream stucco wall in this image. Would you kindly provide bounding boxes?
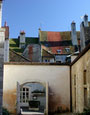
[71,49,90,113]
[3,64,70,114]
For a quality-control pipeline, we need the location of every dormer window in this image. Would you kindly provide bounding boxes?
[45,43,49,47]
[65,48,70,52]
[57,49,61,54]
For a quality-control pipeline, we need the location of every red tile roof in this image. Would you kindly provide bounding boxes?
[40,31,75,54]
[47,32,62,41]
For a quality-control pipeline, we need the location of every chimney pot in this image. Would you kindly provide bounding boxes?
[84,14,88,27]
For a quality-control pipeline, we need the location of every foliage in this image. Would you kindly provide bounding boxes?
[76,108,90,115]
[2,108,11,115]
[9,39,24,54]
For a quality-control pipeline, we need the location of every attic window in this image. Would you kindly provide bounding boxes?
[65,48,70,52]
[57,49,61,54]
[45,43,49,47]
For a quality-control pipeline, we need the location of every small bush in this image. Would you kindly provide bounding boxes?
[2,108,10,115]
[83,108,90,115]
[76,108,90,115]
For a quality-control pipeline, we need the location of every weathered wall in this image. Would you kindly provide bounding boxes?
[0,28,5,115]
[4,39,9,62]
[71,55,77,62]
[3,64,70,114]
[71,49,90,113]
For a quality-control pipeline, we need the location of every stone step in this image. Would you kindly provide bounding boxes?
[21,111,44,115]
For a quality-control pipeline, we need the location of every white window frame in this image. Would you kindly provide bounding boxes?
[20,86,31,106]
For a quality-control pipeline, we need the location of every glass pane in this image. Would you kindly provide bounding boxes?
[26,88,29,91]
[23,88,25,91]
[23,92,25,95]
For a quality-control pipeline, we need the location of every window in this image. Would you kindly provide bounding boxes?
[45,59,47,62]
[84,88,87,107]
[84,70,87,85]
[57,49,61,54]
[65,48,70,52]
[83,70,88,107]
[45,43,49,47]
[44,59,50,62]
[74,87,76,109]
[74,75,76,110]
[20,87,30,103]
[74,75,76,86]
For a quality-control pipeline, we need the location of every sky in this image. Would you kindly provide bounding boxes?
[2,0,90,38]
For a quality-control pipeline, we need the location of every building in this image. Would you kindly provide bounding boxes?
[39,27,79,63]
[71,44,90,113]
[3,44,90,115]
[0,3,89,113]
[9,22,80,63]
[6,15,90,64]
[2,22,9,62]
[3,62,70,115]
[80,14,90,51]
[9,32,40,62]
[0,28,5,115]
[0,0,5,115]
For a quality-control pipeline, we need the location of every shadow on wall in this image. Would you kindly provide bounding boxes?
[49,87,69,114]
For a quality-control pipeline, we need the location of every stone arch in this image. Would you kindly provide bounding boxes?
[20,79,47,88]
[17,79,48,115]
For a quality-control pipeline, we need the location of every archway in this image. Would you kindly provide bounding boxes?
[17,80,48,115]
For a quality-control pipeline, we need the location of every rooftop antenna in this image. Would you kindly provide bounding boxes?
[40,22,42,29]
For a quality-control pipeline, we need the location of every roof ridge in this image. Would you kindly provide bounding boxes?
[42,48,54,57]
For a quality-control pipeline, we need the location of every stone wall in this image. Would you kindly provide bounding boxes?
[71,47,90,113]
[0,28,5,115]
[4,39,9,62]
[3,63,70,114]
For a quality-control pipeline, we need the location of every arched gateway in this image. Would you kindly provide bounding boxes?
[17,80,48,115]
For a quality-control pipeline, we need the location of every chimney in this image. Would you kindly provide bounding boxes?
[19,31,26,48]
[4,21,7,27]
[84,14,89,27]
[71,21,78,52]
[3,22,9,62]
